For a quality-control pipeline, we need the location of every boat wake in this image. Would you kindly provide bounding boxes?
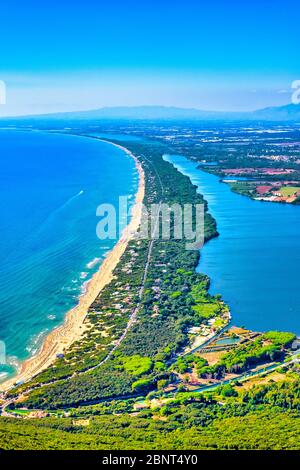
[57,189,84,212]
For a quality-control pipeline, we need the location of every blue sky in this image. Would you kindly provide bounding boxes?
[0,0,299,115]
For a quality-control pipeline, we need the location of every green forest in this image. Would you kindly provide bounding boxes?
[1,378,300,449]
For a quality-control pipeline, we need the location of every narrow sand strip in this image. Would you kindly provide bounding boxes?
[0,142,144,392]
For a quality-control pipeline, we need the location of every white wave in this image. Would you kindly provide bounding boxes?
[26,330,48,355]
[80,280,90,296]
[86,257,101,269]
[47,314,56,320]
[62,285,77,293]
[6,355,21,371]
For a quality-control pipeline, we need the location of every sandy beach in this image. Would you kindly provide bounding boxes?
[0,142,145,392]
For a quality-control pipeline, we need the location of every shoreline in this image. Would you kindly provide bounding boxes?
[0,140,145,392]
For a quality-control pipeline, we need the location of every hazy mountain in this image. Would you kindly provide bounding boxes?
[2,105,228,121]
[249,103,300,121]
[1,104,300,122]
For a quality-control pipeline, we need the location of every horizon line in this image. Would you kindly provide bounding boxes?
[0,101,296,120]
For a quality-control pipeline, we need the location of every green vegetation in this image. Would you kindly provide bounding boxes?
[217,383,238,397]
[241,377,300,409]
[263,331,295,346]
[117,355,153,377]
[172,354,208,374]
[2,377,300,449]
[0,410,299,450]
[198,331,295,378]
[228,181,256,198]
[132,378,154,393]
[192,302,221,319]
[280,186,300,197]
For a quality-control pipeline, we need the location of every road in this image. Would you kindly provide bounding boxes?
[86,200,162,372]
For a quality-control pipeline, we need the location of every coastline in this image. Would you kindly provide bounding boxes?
[0,141,145,392]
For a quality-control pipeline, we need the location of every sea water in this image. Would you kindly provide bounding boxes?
[0,130,138,380]
[165,154,300,335]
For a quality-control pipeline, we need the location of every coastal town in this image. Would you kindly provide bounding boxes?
[127,123,300,204]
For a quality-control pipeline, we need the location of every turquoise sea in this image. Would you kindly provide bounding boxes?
[165,155,300,335]
[0,130,138,380]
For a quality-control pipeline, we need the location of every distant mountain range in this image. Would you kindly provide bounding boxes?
[2,103,300,122]
[247,103,300,121]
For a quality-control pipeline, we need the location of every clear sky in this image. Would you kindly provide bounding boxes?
[0,0,299,115]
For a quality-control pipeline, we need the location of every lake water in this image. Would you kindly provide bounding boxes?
[0,130,137,379]
[164,154,300,335]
